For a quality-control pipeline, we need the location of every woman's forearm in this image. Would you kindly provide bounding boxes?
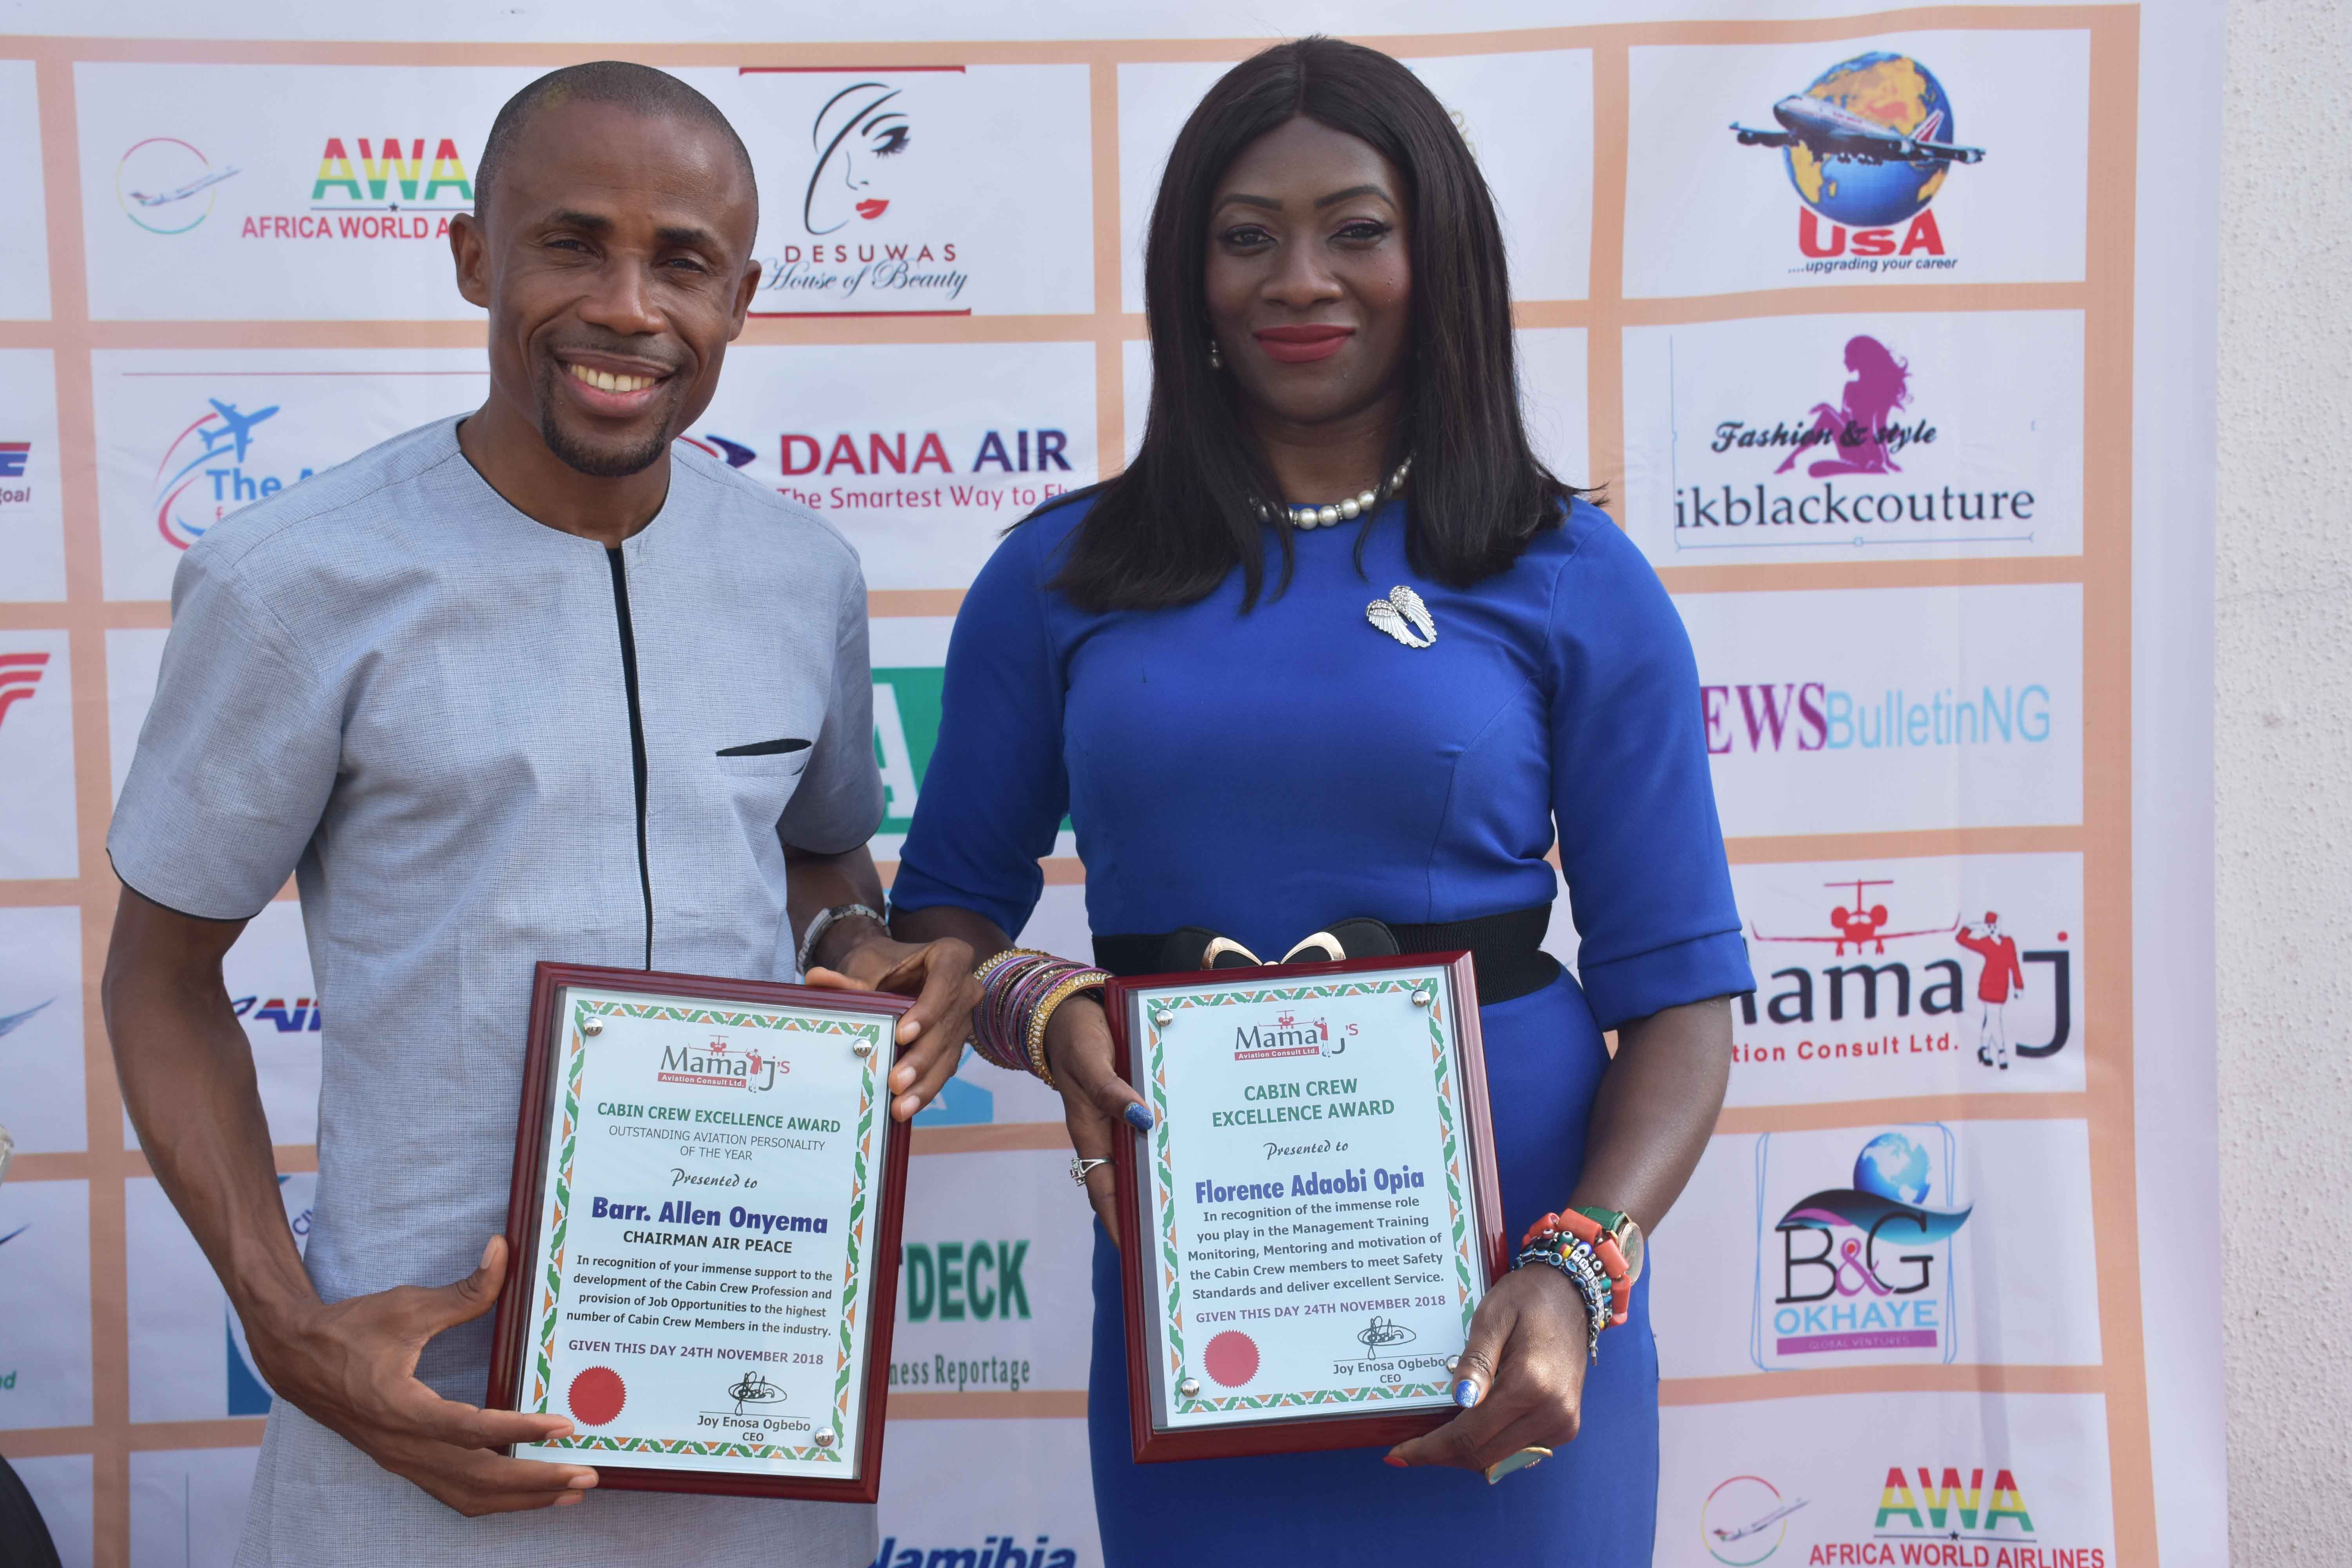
[1566,996,1733,1234]
[891,902,1013,969]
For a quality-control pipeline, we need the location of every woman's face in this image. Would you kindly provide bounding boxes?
[1202,116,1411,433]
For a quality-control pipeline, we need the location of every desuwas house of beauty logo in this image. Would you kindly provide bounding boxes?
[1623,34,2089,297]
[1621,310,2085,567]
[1727,853,2084,1106]
[730,64,1093,316]
[1676,584,2082,838]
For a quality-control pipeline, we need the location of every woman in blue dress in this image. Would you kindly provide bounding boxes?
[884,37,1751,1565]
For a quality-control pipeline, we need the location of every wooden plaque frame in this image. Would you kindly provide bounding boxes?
[486,960,914,1503]
[1104,951,1508,1464]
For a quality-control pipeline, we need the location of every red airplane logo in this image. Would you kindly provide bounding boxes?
[1748,879,1958,956]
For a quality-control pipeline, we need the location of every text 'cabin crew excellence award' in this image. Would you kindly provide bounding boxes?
[487,963,913,1501]
[1107,951,1507,1462]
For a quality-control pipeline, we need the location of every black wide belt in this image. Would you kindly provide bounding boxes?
[1092,902,1562,1006]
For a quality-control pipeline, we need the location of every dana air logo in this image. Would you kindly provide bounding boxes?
[1751,1127,1969,1370]
[658,1035,783,1092]
[232,993,324,1034]
[774,428,1074,520]
[1728,51,1983,277]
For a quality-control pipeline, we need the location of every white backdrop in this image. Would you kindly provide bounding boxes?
[0,3,2224,1564]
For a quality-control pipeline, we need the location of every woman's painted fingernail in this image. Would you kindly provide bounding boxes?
[1452,1379,1481,1409]
[1123,1103,1156,1132]
[1384,1453,1407,1468]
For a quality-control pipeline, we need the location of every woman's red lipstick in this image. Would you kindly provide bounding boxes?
[1254,324,1354,363]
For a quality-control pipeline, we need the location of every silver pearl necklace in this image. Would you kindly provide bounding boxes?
[1251,457,1413,530]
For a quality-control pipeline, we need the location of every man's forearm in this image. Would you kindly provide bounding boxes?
[782,844,893,971]
[103,903,316,1330]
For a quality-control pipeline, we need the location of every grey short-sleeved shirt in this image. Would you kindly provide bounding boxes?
[108,417,885,1566]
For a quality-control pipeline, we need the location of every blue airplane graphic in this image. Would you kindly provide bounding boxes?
[0,999,51,1038]
[702,433,757,468]
[202,399,279,464]
[0,1225,26,1248]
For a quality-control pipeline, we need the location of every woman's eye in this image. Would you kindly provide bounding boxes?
[1220,225,1274,248]
[1335,220,1392,243]
[873,127,911,157]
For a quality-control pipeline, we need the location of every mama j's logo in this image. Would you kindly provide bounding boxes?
[1753,1128,1971,1368]
[658,1035,785,1093]
[744,67,970,313]
[117,138,241,234]
[148,397,310,550]
[1729,52,1983,274]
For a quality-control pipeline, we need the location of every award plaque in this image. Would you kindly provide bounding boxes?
[486,962,912,1501]
[1105,952,1506,1463]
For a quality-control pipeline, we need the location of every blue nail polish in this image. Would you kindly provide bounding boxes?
[1453,1379,1481,1409]
[1123,1102,1156,1132]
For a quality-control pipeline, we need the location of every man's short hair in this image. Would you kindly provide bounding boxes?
[475,60,757,220]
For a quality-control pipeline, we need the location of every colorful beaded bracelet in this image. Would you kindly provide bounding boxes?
[1522,1209,1631,1326]
[1513,1236,1611,1360]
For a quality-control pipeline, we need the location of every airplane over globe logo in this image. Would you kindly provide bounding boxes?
[118,138,241,234]
[1731,53,1982,227]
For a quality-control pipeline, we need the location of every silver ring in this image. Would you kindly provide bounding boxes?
[1069,1157,1111,1186]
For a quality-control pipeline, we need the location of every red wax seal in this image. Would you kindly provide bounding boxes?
[568,1366,626,1427]
[1203,1331,1259,1388]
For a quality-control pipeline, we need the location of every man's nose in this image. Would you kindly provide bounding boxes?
[576,258,666,338]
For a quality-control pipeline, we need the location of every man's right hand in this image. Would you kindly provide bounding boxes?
[245,1236,598,1517]
[1044,998,1155,1247]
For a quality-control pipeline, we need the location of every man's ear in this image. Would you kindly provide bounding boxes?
[450,211,491,310]
[728,257,762,341]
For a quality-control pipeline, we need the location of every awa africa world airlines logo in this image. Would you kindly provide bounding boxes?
[1730,52,1982,274]
[117,138,242,234]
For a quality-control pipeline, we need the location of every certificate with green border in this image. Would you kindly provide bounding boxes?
[487,962,913,1502]
[1106,951,1507,1463]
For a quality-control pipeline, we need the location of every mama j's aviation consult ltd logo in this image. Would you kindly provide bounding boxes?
[1751,1128,1970,1371]
[1730,52,1984,275]
[656,1034,788,1093]
[1739,875,2073,1079]
[742,69,970,314]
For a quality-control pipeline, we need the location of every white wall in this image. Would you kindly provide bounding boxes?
[2218,0,2352,1562]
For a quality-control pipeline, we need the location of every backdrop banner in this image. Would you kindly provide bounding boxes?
[0,3,2223,1564]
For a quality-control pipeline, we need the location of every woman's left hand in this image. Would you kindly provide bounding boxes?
[803,935,980,1122]
[1383,1264,1590,1475]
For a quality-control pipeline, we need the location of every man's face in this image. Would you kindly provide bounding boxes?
[454,100,760,478]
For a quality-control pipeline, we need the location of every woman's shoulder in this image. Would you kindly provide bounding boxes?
[1509,497,1660,600]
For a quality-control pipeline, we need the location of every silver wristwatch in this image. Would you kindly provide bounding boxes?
[795,902,889,975]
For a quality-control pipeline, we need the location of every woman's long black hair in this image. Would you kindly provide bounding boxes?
[1049,36,1584,613]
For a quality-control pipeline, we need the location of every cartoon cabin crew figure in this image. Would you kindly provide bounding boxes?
[1955,911,2025,1069]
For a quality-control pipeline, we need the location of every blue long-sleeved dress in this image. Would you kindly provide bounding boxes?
[891,495,1751,1565]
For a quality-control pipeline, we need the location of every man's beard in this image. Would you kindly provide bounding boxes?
[539,408,672,478]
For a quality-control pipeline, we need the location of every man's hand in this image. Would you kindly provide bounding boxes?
[804,933,981,1121]
[1383,1265,1590,1475]
[247,1236,596,1517]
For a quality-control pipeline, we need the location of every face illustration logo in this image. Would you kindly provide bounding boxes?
[0,650,48,729]
[150,398,314,550]
[1703,1475,1809,1564]
[745,68,970,312]
[1754,1128,1970,1367]
[117,138,241,234]
[1730,53,1983,270]
[805,82,912,234]
[1740,878,2073,1069]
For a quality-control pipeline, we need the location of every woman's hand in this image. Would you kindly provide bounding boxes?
[1383,1264,1590,1475]
[803,934,980,1121]
[1042,996,1156,1245]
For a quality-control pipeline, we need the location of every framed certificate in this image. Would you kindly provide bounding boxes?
[486,962,912,1502]
[1105,952,1506,1463]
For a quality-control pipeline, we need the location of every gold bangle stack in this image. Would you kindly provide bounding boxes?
[1025,967,1110,1089]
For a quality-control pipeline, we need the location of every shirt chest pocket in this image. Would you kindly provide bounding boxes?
[713,739,811,851]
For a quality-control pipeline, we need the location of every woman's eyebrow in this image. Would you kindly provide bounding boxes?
[1314,184,1391,209]
[1214,192,1283,212]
